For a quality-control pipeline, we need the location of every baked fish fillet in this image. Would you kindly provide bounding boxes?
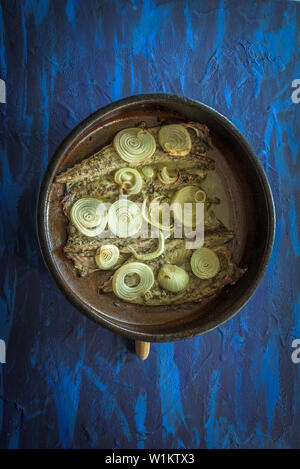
[56,123,214,184]
[100,244,246,306]
[61,169,207,217]
[63,203,226,256]
[65,231,235,277]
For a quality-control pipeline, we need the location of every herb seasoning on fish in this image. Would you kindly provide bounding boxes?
[56,122,246,305]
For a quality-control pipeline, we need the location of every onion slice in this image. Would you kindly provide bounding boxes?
[142,166,155,179]
[95,244,119,270]
[183,123,200,137]
[158,124,191,156]
[142,196,173,232]
[70,198,108,237]
[114,128,156,164]
[157,166,179,185]
[158,264,189,292]
[191,247,220,279]
[127,231,165,261]
[194,189,206,203]
[108,199,142,238]
[114,168,143,195]
[171,185,204,228]
[112,262,154,301]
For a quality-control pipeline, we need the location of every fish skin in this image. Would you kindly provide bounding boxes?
[63,205,226,255]
[55,123,214,184]
[141,245,245,306]
[64,231,158,255]
[61,169,207,217]
[65,250,128,277]
[66,230,235,277]
[100,245,245,305]
[99,234,237,294]
[183,122,212,149]
[64,251,98,276]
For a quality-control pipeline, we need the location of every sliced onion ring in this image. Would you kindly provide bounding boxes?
[95,244,119,270]
[158,124,191,156]
[126,231,165,261]
[114,128,156,164]
[194,189,206,203]
[108,199,142,238]
[157,166,179,185]
[70,198,108,237]
[114,168,143,195]
[142,196,173,232]
[171,185,203,228]
[191,247,220,279]
[112,262,154,300]
[183,123,200,137]
[142,166,155,179]
[158,264,189,292]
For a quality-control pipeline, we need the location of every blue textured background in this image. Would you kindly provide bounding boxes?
[0,0,299,449]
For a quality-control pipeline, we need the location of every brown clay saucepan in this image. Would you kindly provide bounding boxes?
[37,94,275,360]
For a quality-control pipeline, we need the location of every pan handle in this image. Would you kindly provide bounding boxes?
[135,340,150,360]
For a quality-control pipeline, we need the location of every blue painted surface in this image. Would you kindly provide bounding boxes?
[0,0,299,449]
